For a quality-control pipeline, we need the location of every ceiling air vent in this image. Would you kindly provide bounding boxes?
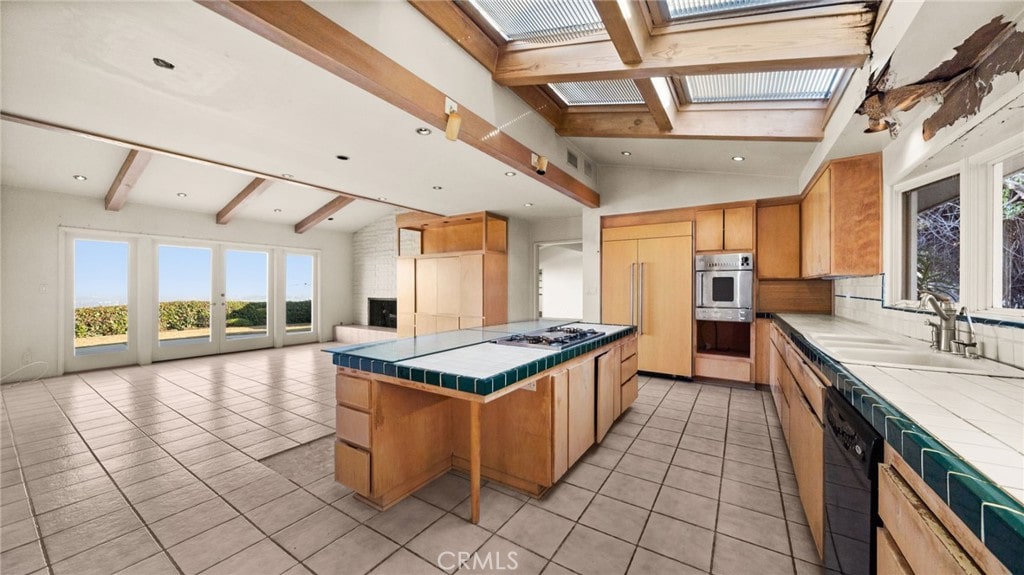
[584,160,594,177]
[567,150,579,169]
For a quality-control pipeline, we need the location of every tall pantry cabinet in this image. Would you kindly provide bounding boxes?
[601,222,693,377]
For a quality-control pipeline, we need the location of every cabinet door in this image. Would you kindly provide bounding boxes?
[567,360,595,467]
[434,315,460,334]
[459,254,483,317]
[637,235,693,376]
[601,240,637,325]
[695,209,724,252]
[596,347,620,443]
[414,313,436,336]
[435,257,460,316]
[757,204,801,278]
[791,390,823,558]
[801,168,832,277]
[397,258,416,314]
[415,258,438,314]
[723,206,754,251]
[551,371,569,481]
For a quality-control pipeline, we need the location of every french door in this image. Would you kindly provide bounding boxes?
[65,229,319,370]
[152,245,273,361]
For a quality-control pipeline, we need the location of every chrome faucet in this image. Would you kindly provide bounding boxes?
[919,291,957,352]
[952,306,979,358]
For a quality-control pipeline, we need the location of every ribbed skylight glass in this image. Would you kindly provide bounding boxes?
[666,0,811,19]
[464,0,605,43]
[549,79,645,106]
[685,69,842,103]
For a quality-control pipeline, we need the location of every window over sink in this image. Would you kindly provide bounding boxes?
[902,175,960,302]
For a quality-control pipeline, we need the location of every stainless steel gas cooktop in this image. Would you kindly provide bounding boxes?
[492,326,605,350]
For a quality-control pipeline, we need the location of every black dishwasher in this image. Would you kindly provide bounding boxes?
[823,385,882,575]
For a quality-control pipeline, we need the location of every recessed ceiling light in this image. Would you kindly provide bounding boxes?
[524,203,534,207]
[336,155,350,161]
[281,173,294,179]
[377,196,387,201]
[505,171,516,177]
[620,151,632,156]
[152,57,175,70]
[176,192,187,198]
[432,186,442,190]
[732,156,746,162]
[328,217,334,221]
[273,208,282,213]
[415,127,432,136]
[72,175,87,181]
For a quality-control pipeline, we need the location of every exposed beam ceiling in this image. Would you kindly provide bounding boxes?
[1,112,433,216]
[593,0,645,65]
[104,149,152,211]
[198,0,599,208]
[295,195,355,234]
[216,177,274,224]
[558,104,826,141]
[493,9,873,86]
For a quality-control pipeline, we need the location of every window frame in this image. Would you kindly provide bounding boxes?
[889,134,1024,320]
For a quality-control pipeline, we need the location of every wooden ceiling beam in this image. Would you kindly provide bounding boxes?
[216,177,274,224]
[295,196,355,234]
[592,0,646,65]
[104,149,152,211]
[494,10,873,86]
[200,1,597,208]
[557,107,826,141]
[633,79,674,131]
[408,0,566,129]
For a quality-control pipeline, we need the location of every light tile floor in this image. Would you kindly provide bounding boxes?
[1,344,824,575]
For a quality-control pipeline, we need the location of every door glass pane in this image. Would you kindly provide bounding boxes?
[903,175,960,301]
[286,254,314,333]
[74,239,129,355]
[1001,153,1024,309]
[158,246,212,346]
[226,250,268,339]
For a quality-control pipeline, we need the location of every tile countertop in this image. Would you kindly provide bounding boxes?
[775,313,1024,573]
[324,322,635,397]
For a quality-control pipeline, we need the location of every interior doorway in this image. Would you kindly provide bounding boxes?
[536,242,583,319]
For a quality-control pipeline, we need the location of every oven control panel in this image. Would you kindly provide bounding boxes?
[695,253,754,271]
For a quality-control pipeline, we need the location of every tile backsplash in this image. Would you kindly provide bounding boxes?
[833,275,1023,369]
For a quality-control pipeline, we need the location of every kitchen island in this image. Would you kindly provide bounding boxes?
[324,320,637,524]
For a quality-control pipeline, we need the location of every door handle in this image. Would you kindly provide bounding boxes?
[629,263,635,326]
[638,262,645,335]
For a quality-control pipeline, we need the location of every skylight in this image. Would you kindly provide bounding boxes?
[464,0,605,43]
[665,0,818,20]
[684,69,843,103]
[549,80,645,106]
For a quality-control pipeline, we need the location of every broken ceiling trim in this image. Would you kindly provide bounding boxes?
[198,0,599,208]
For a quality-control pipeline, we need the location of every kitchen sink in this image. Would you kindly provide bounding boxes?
[824,347,1024,378]
[809,334,903,346]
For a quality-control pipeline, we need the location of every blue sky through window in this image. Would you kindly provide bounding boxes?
[159,246,211,302]
[286,254,313,301]
[75,240,129,308]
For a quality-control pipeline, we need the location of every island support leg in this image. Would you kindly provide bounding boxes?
[469,401,481,524]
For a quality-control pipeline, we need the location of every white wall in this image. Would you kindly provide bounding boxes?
[539,245,583,319]
[0,186,353,380]
[582,166,799,321]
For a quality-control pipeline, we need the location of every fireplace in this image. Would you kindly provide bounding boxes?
[368,298,397,328]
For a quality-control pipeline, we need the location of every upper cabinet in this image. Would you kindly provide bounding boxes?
[695,205,754,252]
[396,211,508,336]
[757,203,801,279]
[800,153,882,278]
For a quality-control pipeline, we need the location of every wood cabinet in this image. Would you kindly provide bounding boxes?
[695,205,754,252]
[877,527,914,575]
[800,153,882,278]
[567,359,596,468]
[757,203,801,279]
[601,222,693,377]
[396,212,507,336]
[596,346,620,442]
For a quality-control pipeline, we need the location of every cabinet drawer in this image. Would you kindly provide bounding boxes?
[620,337,637,363]
[878,464,981,575]
[621,353,638,382]
[621,375,638,411]
[877,527,914,575]
[786,345,825,419]
[336,405,371,449]
[334,440,370,496]
[336,374,371,411]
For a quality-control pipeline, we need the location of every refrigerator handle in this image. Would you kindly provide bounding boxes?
[639,262,645,335]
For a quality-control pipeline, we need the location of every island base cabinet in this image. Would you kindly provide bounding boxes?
[335,441,370,496]
[877,527,914,575]
[567,360,596,468]
[621,376,638,411]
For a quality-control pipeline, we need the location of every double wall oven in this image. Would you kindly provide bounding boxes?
[695,252,754,323]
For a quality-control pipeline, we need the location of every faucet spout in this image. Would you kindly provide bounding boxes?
[918,291,957,352]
